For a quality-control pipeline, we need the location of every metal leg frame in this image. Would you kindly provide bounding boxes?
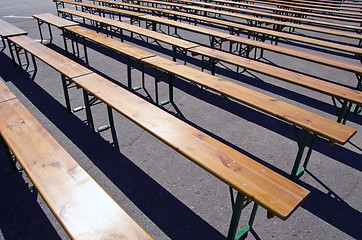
[7,41,37,73]
[0,135,18,171]
[332,97,353,124]
[172,46,187,64]
[61,74,85,113]
[200,56,218,75]
[227,188,259,240]
[36,19,53,44]
[82,89,114,133]
[290,127,317,180]
[0,36,6,52]
[127,57,145,91]
[354,74,362,113]
[209,36,223,50]
[154,68,174,106]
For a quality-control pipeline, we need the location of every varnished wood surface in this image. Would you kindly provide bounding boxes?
[64,25,156,60]
[0,98,153,240]
[227,34,362,75]
[161,6,362,55]
[188,46,362,105]
[73,72,310,220]
[0,18,27,38]
[139,15,232,39]
[179,5,362,41]
[0,78,16,103]
[58,9,199,49]
[142,56,356,144]
[8,35,92,79]
[55,0,145,18]
[33,13,79,28]
[209,0,362,17]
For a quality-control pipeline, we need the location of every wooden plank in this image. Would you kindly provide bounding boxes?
[33,13,79,28]
[72,72,310,220]
[58,9,199,49]
[0,78,16,103]
[0,98,153,240]
[7,35,93,79]
[0,18,27,38]
[188,46,362,105]
[142,56,356,145]
[64,25,156,60]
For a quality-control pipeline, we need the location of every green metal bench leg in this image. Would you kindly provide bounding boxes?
[83,89,96,133]
[227,190,259,240]
[61,74,72,113]
[0,135,17,171]
[332,97,353,125]
[7,39,17,67]
[127,57,132,90]
[290,128,317,180]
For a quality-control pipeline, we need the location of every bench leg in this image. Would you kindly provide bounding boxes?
[0,36,5,52]
[154,69,173,106]
[7,39,17,67]
[0,135,18,171]
[227,189,259,240]
[290,128,317,180]
[83,89,96,133]
[332,97,353,125]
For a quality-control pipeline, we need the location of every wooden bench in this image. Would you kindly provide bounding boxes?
[33,13,79,43]
[127,0,362,41]
[43,11,362,124]
[26,17,358,180]
[93,0,362,56]
[0,18,27,51]
[1,35,310,240]
[0,79,153,240]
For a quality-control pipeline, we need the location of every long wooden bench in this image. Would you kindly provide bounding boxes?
[0,79,153,240]
[246,0,362,11]
[209,0,362,17]
[43,10,362,125]
[25,15,359,181]
[2,34,311,240]
[125,0,362,41]
[92,0,362,56]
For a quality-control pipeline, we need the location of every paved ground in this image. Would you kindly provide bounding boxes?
[0,0,361,239]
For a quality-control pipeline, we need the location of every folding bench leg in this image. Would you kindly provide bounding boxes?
[0,36,5,52]
[332,97,353,125]
[36,19,53,44]
[227,188,259,240]
[61,74,85,113]
[82,89,114,133]
[172,46,188,65]
[127,57,146,91]
[154,69,174,106]
[290,128,317,180]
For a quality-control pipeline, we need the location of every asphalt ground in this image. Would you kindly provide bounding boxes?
[0,0,361,239]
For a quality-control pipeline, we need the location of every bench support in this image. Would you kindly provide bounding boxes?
[290,128,317,180]
[332,97,354,125]
[82,89,114,133]
[0,135,18,171]
[172,46,187,64]
[61,74,85,113]
[127,56,146,91]
[209,36,223,50]
[227,188,259,240]
[0,36,6,52]
[35,18,53,44]
[8,40,37,73]
[154,68,174,105]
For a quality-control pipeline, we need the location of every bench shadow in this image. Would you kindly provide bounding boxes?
[1,49,361,239]
[0,55,225,239]
[0,150,63,240]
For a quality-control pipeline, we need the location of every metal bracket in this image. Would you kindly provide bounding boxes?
[82,89,114,133]
[227,188,259,240]
[154,68,174,105]
[290,127,317,180]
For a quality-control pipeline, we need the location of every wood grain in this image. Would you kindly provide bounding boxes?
[0,19,27,38]
[142,56,356,144]
[72,72,310,220]
[33,13,79,28]
[0,99,153,240]
[0,79,16,103]
[188,46,362,105]
[8,35,92,79]
[64,25,156,61]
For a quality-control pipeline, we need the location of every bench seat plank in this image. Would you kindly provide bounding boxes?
[64,25,156,60]
[188,46,362,105]
[0,98,153,240]
[33,13,79,28]
[60,8,199,50]
[142,56,356,145]
[73,72,310,220]
[0,79,17,103]
[7,35,92,79]
[0,18,28,38]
